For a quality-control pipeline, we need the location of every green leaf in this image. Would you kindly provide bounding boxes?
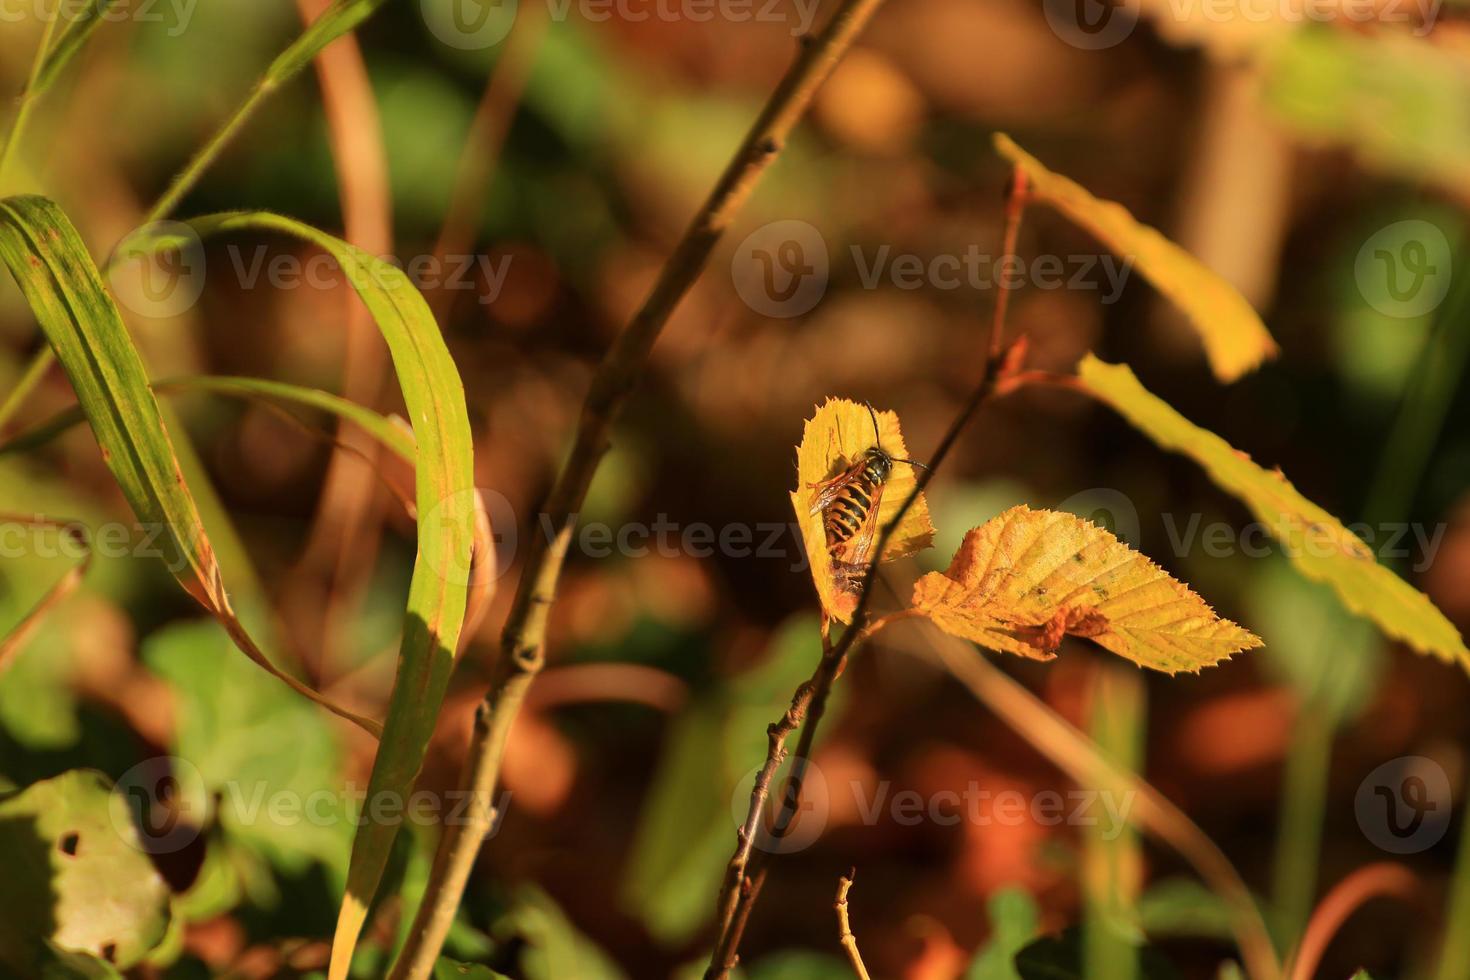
[1136,878,1236,941]
[1,374,416,464]
[1248,557,1382,724]
[432,959,510,980]
[744,951,855,980]
[966,887,1041,980]
[0,771,171,972]
[508,885,627,980]
[0,196,379,733]
[620,615,826,943]
[123,211,477,979]
[144,619,351,879]
[1014,930,1179,980]
[994,136,1277,383]
[1078,354,1470,673]
[1263,29,1470,195]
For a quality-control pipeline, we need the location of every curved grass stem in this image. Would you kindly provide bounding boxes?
[0,0,62,185]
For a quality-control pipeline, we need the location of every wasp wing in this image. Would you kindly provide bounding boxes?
[831,478,886,594]
[807,457,866,516]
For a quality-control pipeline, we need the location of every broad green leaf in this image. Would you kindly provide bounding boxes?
[124,211,477,980]
[994,135,1277,382]
[1264,29,1470,195]
[509,885,627,980]
[144,620,350,880]
[0,196,379,733]
[744,952,855,980]
[1078,355,1470,672]
[1014,930,1180,980]
[966,887,1040,980]
[1248,557,1381,724]
[434,960,510,980]
[0,770,171,971]
[620,616,835,943]
[913,506,1262,674]
[1136,878,1235,941]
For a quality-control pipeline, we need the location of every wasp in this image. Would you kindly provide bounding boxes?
[808,404,927,592]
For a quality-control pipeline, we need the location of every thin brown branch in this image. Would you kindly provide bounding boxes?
[989,165,1029,359]
[704,152,1035,980]
[1286,863,1418,980]
[386,4,891,976]
[836,870,873,980]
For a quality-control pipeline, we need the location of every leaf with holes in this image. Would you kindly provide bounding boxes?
[913,505,1262,674]
[0,770,171,972]
[994,134,1277,383]
[1079,355,1470,674]
[791,398,934,623]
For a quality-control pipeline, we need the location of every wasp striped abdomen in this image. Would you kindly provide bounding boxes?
[820,448,893,555]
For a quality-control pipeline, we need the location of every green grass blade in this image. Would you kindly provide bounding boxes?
[142,0,391,226]
[0,375,416,462]
[122,212,477,980]
[0,2,63,183]
[0,513,90,672]
[33,0,127,95]
[0,194,382,734]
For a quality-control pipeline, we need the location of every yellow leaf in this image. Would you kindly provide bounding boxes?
[994,133,1278,383]
[791,398,934,623]
[1079,354,1470,673]
[913,505,1262,674]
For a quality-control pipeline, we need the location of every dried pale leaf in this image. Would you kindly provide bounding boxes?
[994,134,1277,382]
[1078,355,1470,673]
[791,398,934,623]
[913,505,1262,674]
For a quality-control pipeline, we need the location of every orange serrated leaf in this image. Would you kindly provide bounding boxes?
[791,398,934,624]
[913,505,1262,674]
